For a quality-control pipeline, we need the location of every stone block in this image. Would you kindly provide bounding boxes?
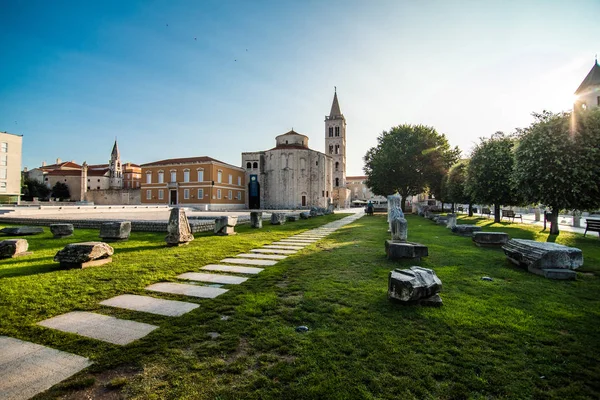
[270,213,286,225]
[165,208,194,246]
[451,225,482,236]
[502,239,583,270]
[385,240,428,261]
[390,217,407,241]
[200,264,264,274]
[146,282,228,298]
[0,226,44,236]
[472,232,509,247]
[100,294,199,316]
[177,272,248,285]
[286,215,299,222]
[50,223,74,238]
[214,216,238,236]
[99,221,131,241]
[250,211,263,228]
[528,267,577,280]
[54,241,114,269]
[0,239,31,259]
[299,212,311,219]
[221,258,277,266]
[388,266,442,306]
[446,214,457,228]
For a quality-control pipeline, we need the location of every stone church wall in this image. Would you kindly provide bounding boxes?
[85,188,141,205]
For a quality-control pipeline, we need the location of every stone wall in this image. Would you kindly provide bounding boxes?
[85,189,141,205]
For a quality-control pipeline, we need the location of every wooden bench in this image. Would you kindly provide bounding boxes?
[481,207,492,218]
[502,209,523,223]
[584,218,600,237]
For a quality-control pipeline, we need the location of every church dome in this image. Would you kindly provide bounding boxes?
[275,129,309,148]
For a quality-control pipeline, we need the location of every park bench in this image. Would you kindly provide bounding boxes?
[502,209,523,223]
[364,205,374,216]
[481,207,492,218]
[584,218,600,238]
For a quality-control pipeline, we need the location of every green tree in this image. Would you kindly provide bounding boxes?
[514,109,600,234]
[21,177,51,200]
[51,182,70,201]
[364,124,460,211]
[447,160,474,216]
[465,132,520,223]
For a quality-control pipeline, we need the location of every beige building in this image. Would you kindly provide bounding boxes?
[123,163,141,189]
[0,131,23,203]
[574,59,600,110]
[346,176,373,201]
[242,130,333,209]
[141,156,246,210]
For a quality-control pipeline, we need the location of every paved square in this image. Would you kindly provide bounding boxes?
[100,294,199,317]
[201,264,264,274]
[146,282,228,299]
[221,258,277,266]
[251,248,297,254]
[177,272,248,284]
[37,312,158,345]
[0,336,92,400]
[235,253,287,260]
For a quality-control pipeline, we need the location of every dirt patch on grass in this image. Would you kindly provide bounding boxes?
[59,366,140,400]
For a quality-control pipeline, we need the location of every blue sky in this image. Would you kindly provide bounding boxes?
[1,0,599,175]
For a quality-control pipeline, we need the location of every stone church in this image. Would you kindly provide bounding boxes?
[242,90,351,209]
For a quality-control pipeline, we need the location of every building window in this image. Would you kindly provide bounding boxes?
[597,96,600,106]
[198,188,204,199]
[0,155,6,166]
[228,174,232,184]
[97,179,100,182]
[97,186,100,190]
[0,182,6,192]
[326,191,329,197]
[217,189,222,199]
[335,162,339,172]
[237,191,241,200]
[335,126,340,136]
[328,127,333,137]
[0,169,6,179]
[87,186,90,190]
[329,145,333,154]
[217,170,222,183]
[228,190,232,199]
[246,162,251,169]
[170,171,176,182]
[237,176,241,186]
[335,145,340,154]
[0,143,6,152]
[335,177,339,187]
[158,190,164,200]
[184,189,189,199]
[253,162,258,169]
[158,171,164,183]
[197,169,204,182]
[322,190,325,197]
[146,190,152,199]
[183,169,190,183]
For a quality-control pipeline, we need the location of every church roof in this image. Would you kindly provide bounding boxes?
[111,140,120,159]
[141,156,235,168]
[575,60,600,95]
[276,129,308,138]
[329,91,342,118]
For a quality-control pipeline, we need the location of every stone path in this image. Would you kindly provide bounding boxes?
[7,210,364,399]
[0,336,92,400]
[100,294,199,317]
[37,312,158,346]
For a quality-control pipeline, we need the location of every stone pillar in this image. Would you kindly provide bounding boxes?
[391,218,408,241]
[80,161,88,202]
[250,212,262,228]
[534,207,541,222]
[446,214,457,229]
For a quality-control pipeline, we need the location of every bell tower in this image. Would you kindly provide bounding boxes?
[325,88,346,189]
[109,139,123,189]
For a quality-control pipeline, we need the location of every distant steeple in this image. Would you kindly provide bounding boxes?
[574,59,600,95]
[329,89,342,118]
[111,138,120,159]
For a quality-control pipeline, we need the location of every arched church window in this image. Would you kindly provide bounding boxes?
[335,178,339,187]
[335,127,340,136]
[335,145,340,154]
[246,162,251,169]
[335,162,339,172]
[328,127,333,137]
[329,145,334,154]
[253,162,258,169]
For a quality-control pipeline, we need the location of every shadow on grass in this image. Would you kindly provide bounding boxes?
[0,261,64,279]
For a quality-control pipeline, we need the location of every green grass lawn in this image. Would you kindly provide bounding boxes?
[1,214,599,399]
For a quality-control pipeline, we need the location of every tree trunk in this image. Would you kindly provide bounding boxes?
[451,202,455,213]
[401,197,407,213]
[468,203,473,217]
[441,202,445,213]
[550,208,560,235]
[494,204,501,223]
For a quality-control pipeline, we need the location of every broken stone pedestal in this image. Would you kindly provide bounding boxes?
[50,223,74,238]
[502,239,582,280]
[300,211,310,219]
[388,266,442,306]
[270,213,286,225]
[446,214,457,228]
[0,226,44,236]
[472,232,509,247]
[165,208,194,246]
[451,225,482,237]
[286,215,299,222]
[250,212,263,228]
[390,218,408,241]
[385,240,428,261]
[54,242,114,268]
[99,221,131,241]
[0,239,32,258]
[214,216,238,236]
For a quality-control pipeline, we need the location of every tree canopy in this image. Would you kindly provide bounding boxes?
[363,124,460,210]
[446,160,473,214]
[465,132,520,222]
[51,182,70,201]
[21,177,50,200]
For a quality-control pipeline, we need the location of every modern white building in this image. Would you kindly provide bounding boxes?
[0,131,23,203]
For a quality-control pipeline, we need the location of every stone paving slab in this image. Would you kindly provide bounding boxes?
[37,312,158,345]
[294,235,326,238]
[200,264,264,274]
[0,336,92,400]
[251,248,297,254]
[146,282,228,299]
[271,242,311,247]
[100,294,199,317]
[177,272,248,285]
[235,253,287,260]
[264,244,304,250]
[221,258,277,266]
[279,238,318,242]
